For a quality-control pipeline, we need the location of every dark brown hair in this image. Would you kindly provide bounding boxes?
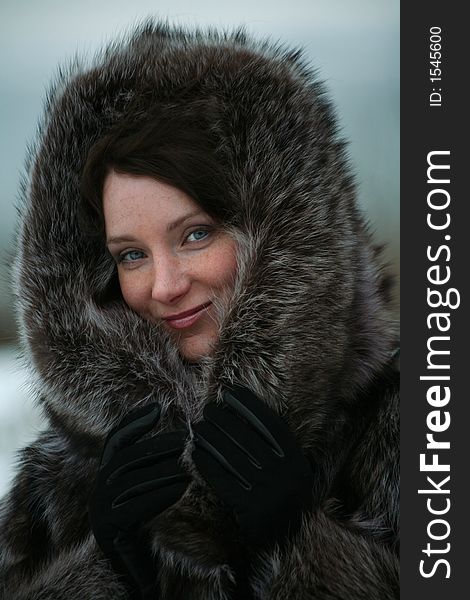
[80,103,233,238]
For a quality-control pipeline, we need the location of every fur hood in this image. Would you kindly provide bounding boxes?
[2,21,399,599]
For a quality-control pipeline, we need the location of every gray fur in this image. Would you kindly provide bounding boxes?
[1,20,399,599]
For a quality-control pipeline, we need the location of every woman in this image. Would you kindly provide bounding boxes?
[0,21,399,599]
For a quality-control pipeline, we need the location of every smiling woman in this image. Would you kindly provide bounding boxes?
[0,20,399,600]
[79,101,241,363]
[102,172,238,361]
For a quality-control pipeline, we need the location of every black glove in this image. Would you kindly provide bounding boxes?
[89,403,190,599]
[192,386,314,549]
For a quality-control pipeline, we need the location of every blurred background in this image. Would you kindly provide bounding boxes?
[0,0,399,496]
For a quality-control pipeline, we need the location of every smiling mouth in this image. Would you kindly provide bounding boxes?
[163,302,212,330]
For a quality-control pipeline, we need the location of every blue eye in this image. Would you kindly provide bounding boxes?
[187,229,209,242]
[118,250,144,263]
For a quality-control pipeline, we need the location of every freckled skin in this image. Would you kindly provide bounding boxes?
[103,171,238,362]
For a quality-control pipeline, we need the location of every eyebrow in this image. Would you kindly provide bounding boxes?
[166,210,205,232]
[106,210,206,245]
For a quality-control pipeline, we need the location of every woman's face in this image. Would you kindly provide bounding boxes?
[103,170,237,362]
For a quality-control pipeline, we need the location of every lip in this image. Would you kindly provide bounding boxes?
[163,302,212,330]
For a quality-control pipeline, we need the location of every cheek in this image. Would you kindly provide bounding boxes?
[205,241,238,288]
[118,271,148,314]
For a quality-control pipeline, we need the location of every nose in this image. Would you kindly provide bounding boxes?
[150,255,191,305]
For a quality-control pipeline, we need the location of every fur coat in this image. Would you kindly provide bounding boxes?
[0,21,399,599]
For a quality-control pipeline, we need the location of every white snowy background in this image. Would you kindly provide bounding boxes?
[0,348,45,496]
[0,0,399,497]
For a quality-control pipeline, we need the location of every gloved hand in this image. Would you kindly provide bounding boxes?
[192,386,314,549]
[89,403,190,599]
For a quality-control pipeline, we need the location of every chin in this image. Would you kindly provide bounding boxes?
[179,333,216,363]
